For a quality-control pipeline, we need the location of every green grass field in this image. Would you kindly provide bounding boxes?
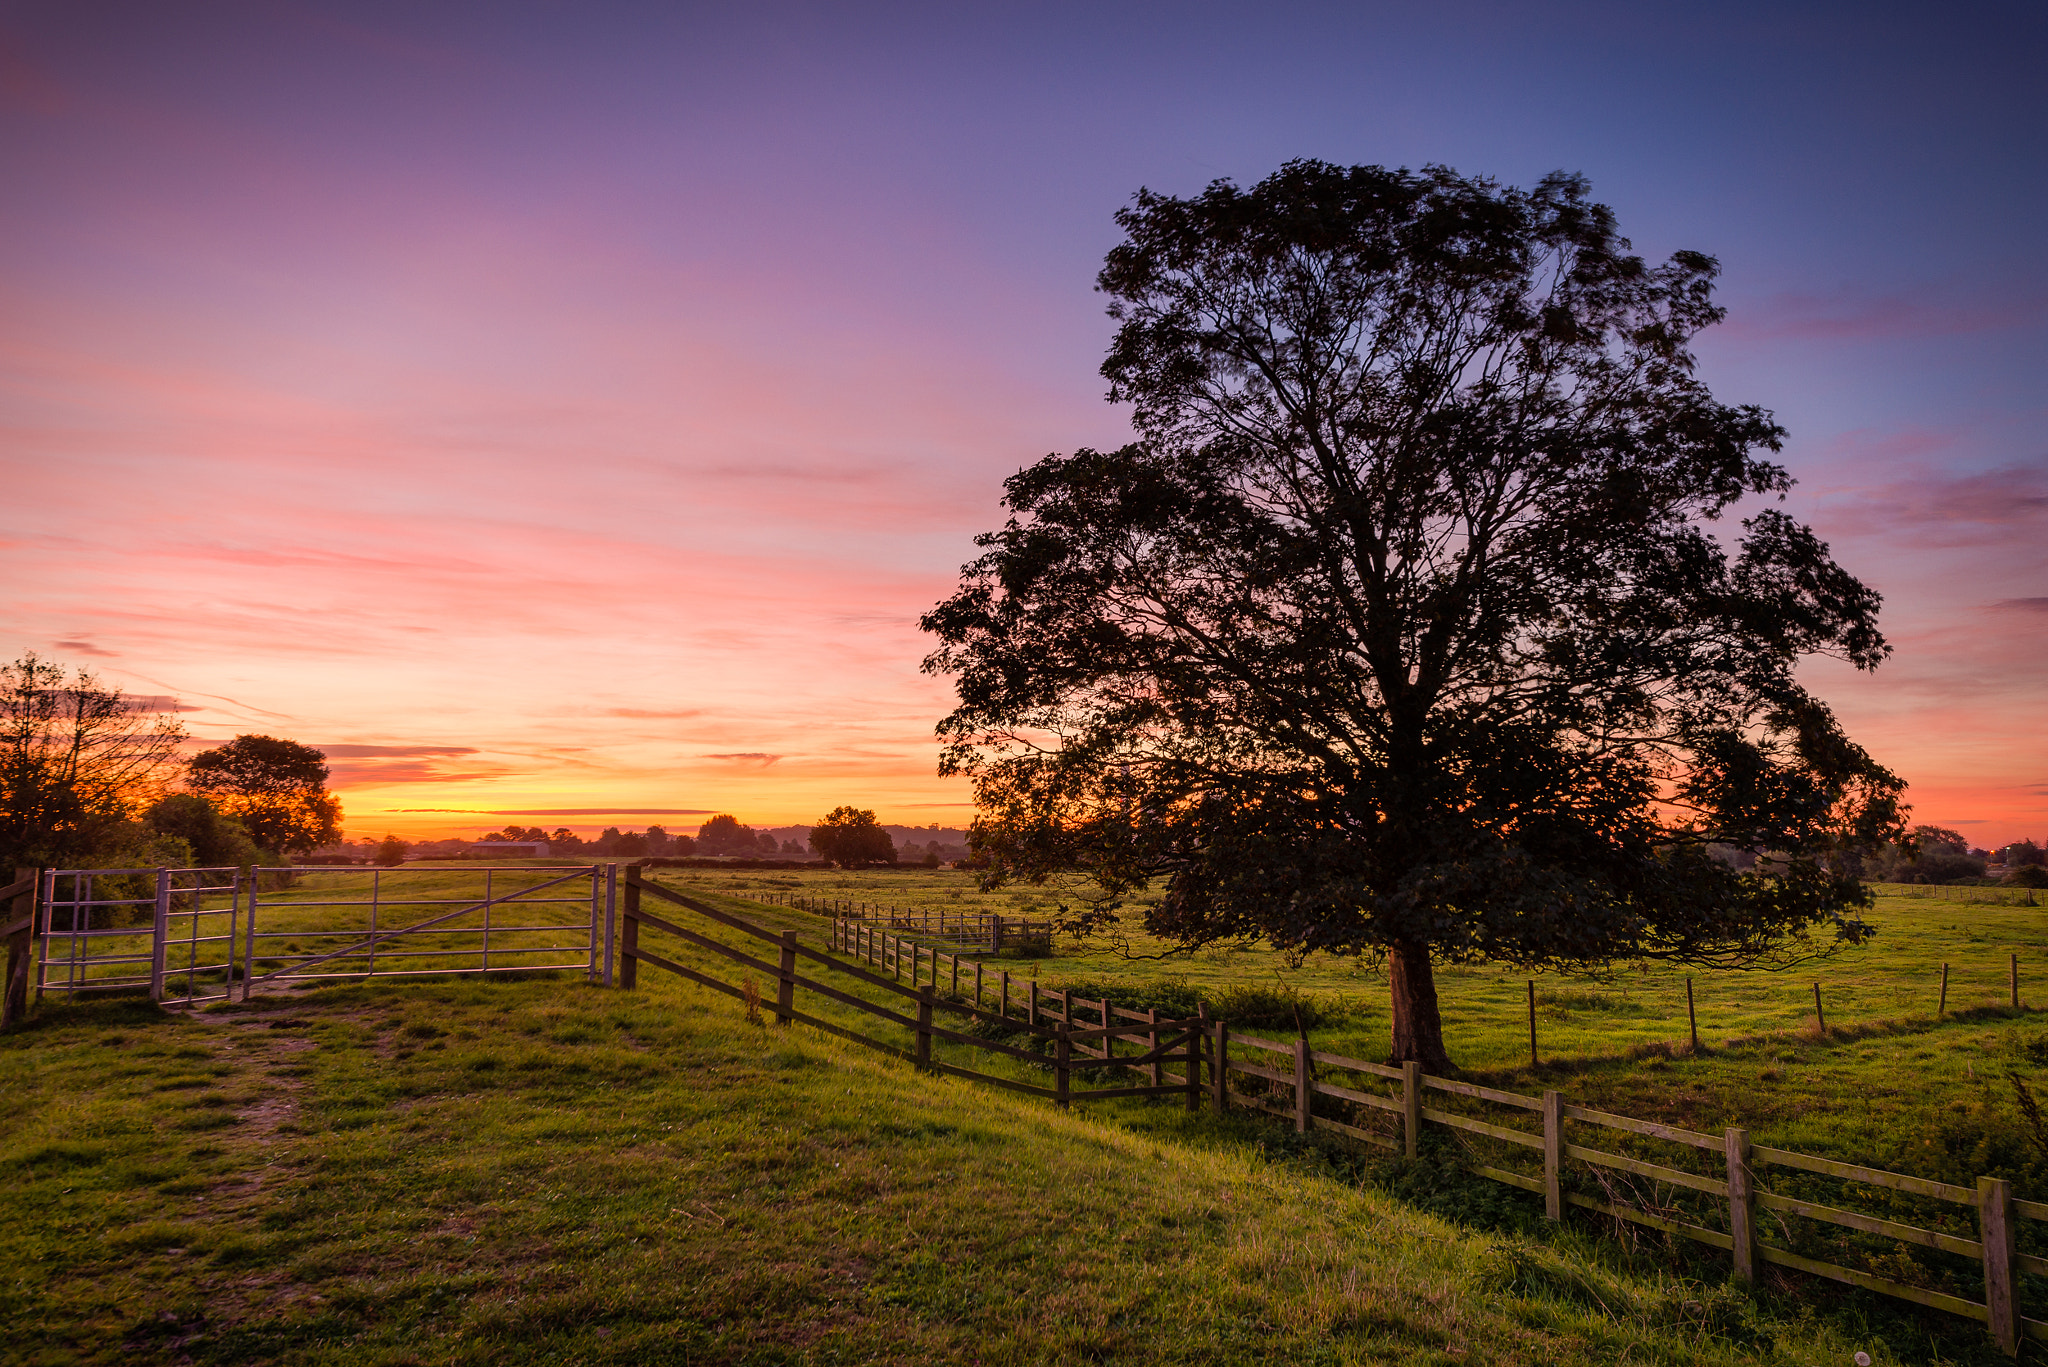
[0,966,1941,1366]
[9,862,2046,1364]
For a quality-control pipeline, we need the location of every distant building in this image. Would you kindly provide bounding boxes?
[469,841,550,857]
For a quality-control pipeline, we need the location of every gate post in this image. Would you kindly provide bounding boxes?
[3,866,35,1028]
[1212,1020,1230,1115]
[776,931,797,1026]
[619,865,640,990]
[149,868,171,1002]
[603,863,618,987]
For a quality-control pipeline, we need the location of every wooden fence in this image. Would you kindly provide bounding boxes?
[623,879,2048,1356]
[751,890,1052,951]
[1205,1018,2045,1356]
[619,869,1201,1111]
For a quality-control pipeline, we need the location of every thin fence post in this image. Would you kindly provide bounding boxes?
[1293,1035,1311,1134]
[975,959,984,1007]
[950,953,959,998]
[776,931,797,1026]
[603,863,618,987]
[1028,980,1039,1027]
[1527,980,1537,1065]
[1184,1016,1201,1111]
[2012,953,2020,1011]
[1000,969,1010,1018]
[991,914,1004,954]
[1981,1175,2018,1356]
[1543,1090,1563,1220]
[1147,1007,1162,1088]
[1403,1061,1422,1159]
[1726,1126,1755,1283]
[1055,1024,1071,1110]
[1687,977,1700,1053]
[1940,962,1950,1018]
[1812,982,1826,1035]
[149,868,170,1003]
[916,986,934,1068]
[619,868,641,990]
[1212,1019,1229,1114]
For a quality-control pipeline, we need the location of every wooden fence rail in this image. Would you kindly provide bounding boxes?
[620,871,1203,1114]
[751,891,1053,950]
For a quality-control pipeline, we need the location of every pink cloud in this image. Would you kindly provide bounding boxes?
[1721,285,2048,344]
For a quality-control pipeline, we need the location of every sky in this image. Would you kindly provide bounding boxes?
[1,0,2043,845]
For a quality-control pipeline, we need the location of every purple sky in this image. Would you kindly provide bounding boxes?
[2,0,2042,842]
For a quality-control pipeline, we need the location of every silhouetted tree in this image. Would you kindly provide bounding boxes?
[924,161,1907,1070]
[187,735,342,856]
[695,814,758,856]
[1,652,188,868]
[809,807,896,868]
[375,834,409,867]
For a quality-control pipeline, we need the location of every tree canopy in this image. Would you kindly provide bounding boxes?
[921,161,1906,1069]
[186,734,342,856]
[1,652,187,869]
[809,807,896,868]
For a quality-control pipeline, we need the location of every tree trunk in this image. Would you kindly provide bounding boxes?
[1388,938,1453,1072]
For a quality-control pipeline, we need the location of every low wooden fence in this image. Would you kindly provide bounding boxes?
[753,891,1052,951]
[1205,1021,2045,1356]
[619,869,1200,1110]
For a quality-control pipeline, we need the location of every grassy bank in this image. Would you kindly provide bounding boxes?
[1,966,1927,1366]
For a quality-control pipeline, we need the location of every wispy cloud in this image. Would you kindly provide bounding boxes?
[704,753,781,767]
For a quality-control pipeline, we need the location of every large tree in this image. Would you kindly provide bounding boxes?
[921,162,1906,1070]
[0,652,188,869]
[186,734,342,856]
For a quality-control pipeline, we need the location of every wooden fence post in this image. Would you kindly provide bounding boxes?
[1212,1019,1229,1115]
[1527,980,1537,1066]
[1812,982,1826,1035]
[1403,1061,1422,1159]
[950,953,959,998]
[1543,1090,1563,1220]
[149,868,171,1002]
[1055,1024,1071,1110]
[916,986,934,1069]
[1147,1007,1162,1087]
[620,869,641,990]
[1686,977,1700,1053]
[1726,1126,1755,1283]
[3,865,36,1028]
[2011,953,2020,1011]
[974,959,983,1007]
[991,914,1004,954]
[1184,1019,1201,1111]
[1940,962,1950,1017]
[1000,969,1010,1018]
[1028,980,1039,1027]
[1294,1035,1312,1134]
[776,931,797,1026]
[1981,1175,2018,1356]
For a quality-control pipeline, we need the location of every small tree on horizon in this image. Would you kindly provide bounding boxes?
[809,807,896,868]
[374,834,408,867]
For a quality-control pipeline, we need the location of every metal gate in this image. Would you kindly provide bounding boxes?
[38,867,244,1006]
[30,863,619,1007]
[236,864,614,998]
